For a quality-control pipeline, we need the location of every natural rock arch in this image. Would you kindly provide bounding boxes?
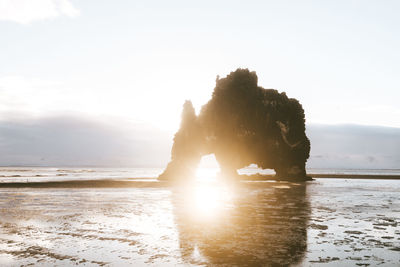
[159,69,311,181]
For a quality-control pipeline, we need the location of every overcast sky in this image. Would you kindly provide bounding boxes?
[1,0,400,131]
[0,0,399,168]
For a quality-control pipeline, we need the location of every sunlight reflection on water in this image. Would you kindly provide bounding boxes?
[194,167,232,220]
[170,178,311,266]
[193,183,233,220]
[176,173,235,225]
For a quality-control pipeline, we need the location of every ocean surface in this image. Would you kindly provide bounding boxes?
[0,167,399,266]
[1,167,400,183]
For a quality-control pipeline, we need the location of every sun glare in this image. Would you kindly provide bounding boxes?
[195,154,220,182]
[195,167,219,182]
[189,182,233,221]
[194,185,221,214]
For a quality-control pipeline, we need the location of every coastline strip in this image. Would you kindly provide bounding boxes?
[309,174,400,179]
[0,174,400,188]
[0,179,167,188]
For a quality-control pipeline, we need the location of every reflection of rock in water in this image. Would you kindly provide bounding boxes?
[171,182,310,266]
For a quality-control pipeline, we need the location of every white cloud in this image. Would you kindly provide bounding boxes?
[0,0,80,24]
[0,75,83,119]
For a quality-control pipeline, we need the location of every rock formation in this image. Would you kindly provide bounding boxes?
[159,68,311,181]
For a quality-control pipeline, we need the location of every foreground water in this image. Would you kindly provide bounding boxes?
[0,169,399,266]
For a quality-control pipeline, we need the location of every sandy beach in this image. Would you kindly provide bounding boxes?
[0,178,399,266]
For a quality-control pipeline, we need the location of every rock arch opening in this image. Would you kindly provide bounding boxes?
[237,164,276,176]
[195,154,221,180]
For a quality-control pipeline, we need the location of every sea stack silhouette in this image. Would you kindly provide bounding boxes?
[159,68,311,181]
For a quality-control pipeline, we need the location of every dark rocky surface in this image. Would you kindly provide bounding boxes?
[160,69,310,181]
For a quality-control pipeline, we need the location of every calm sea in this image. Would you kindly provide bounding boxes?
[0,167,399,183]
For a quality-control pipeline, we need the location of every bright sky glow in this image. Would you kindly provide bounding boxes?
[1,0,399,133]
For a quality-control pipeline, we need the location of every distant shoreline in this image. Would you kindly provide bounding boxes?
[240,174,400,181]
[0,179,163,188]
[309,174,400,179]
[0,174,400,188]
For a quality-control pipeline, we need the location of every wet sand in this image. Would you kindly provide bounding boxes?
[1,173,399,189]
[0,178,399,266]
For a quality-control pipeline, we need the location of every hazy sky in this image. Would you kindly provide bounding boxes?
[1,0,399,132]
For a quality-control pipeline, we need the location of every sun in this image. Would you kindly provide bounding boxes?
[195,154,220,182]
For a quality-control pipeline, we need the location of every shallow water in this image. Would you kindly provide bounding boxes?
[0,178,399,266]
[0,167,164,183]
[1,167,400,183]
